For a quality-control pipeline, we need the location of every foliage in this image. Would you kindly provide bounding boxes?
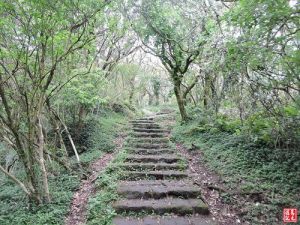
[125,0,212,120]
[86,110,128,155]
[0,171,79,225]
[59,70,109,110]
[185,104,300,148]
[0,107,128,224]
[0,0,111,204]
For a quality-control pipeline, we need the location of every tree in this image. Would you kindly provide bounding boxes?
[152,78,161,106]
[0,0,110,204]
[126,0,210,121]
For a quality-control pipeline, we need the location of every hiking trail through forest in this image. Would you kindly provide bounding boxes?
[66,111,244,225]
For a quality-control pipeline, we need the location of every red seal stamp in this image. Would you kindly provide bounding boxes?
[283,208,298,223]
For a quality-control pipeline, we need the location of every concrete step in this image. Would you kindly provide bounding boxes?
[113,198,209,215]
[118,180,193,186]
[133,128,167,133]
[131,120,154,124]
[125,154,181,163]
[156,112,170,115]
[123,170,188,180]
[132,143,169,149]
[113,215,215,225]
[132,132,165,138]
[117,181,201,199]
[134,118,154,121]
[128,148,175,155]
[129,137,169,144]
[132,123,161,129]
[119,162,187,171]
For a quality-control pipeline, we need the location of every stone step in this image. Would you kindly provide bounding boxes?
[119,162,187,171]
[129,137,169,144]
[118,180,193,186]
[132,143,169,149]
[135,117,154,121]
[117,182,201,199]
[130,120,158,125]
[132,117,154,120]
[132,132,165,138]
[131,121,158,124]
[133,128,167,133]
[156,112,170,115]
[113,198,209,215]
[132,123,160,129]
[131,120,154,124]
[128,148,175,155]
[113,215,215,225]
[123,170,188,180]
[125,154,181,163]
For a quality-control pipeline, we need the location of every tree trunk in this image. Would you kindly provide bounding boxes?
[155,93,159,105]
[50,108,80,162]
[203,73,210,109]
[129,84,134,106]
[37,114,51,203]
[26,124,42,205]
[0,164,30,196]
[148,93,153,105]
[77,104,86,138]
[62,121,80,162]
[174,83,188,121]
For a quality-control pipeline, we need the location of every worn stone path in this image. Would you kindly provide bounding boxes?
[112,117,215,225]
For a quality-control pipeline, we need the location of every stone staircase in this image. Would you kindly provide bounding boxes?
[112,117,215,225]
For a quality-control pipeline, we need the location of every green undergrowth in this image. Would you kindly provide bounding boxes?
[171,121,300,225]
[143,103,176,114]
[79,111,129,164]
[86,149,128,225]
[0,110,129,225]
[0,171,80,225]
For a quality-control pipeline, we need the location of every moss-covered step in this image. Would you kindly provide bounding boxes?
[113,198,209,215]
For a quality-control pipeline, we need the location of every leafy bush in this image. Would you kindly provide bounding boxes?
[184,105,300,148]
[243,105,300,148]
[87,111,128,154]
[61,107,129,161]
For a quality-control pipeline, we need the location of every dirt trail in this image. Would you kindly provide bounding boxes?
[176,143,245,225]
[65,135,125,225]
